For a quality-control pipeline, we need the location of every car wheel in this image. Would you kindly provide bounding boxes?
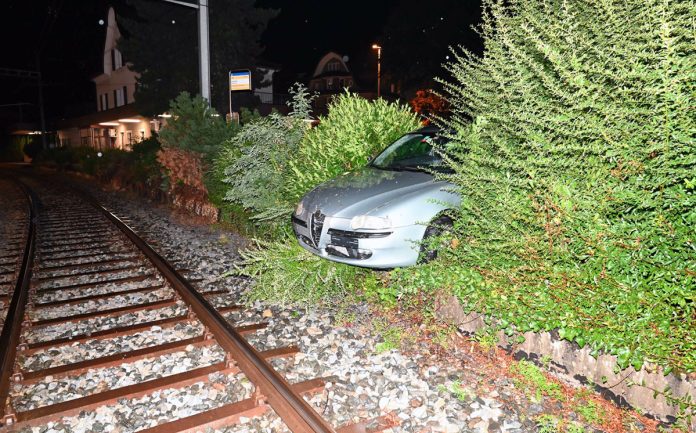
[418,215,454,264]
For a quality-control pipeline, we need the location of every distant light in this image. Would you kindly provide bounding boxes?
[158,113,172,118]
[440,17,444,20]
[28,131,42,135]
[98,19,105,25]
[97,152,103,157]
[119,118,140,123]
[446,55,450,60]
[99,122,119,126]
[211,113,220,117]
[171,19,176,24]
[372,44,381,50]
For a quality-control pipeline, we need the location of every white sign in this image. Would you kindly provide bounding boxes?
[229,70,252,91]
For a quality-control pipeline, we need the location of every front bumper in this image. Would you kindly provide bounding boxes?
[291,213,426,268]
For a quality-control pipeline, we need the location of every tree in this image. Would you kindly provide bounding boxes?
[409,89,448,122]
[380,0,483,97]
[118,0,276,116]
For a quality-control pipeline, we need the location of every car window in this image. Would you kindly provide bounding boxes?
[371,133,449,172]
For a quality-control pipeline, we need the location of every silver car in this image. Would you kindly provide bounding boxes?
[292,126,460,268]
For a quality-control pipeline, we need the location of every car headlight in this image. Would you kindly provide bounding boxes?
[294,200,304,216]
[350,215,392,230]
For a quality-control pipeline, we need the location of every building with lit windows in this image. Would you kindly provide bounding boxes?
[55,7,158,150]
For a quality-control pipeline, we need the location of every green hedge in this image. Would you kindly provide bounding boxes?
[425,0,695,372]
[33,138,164,191]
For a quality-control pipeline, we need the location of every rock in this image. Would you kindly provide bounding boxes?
[413,405,428,418]
[470,406,503,421]
[410,397,423,408]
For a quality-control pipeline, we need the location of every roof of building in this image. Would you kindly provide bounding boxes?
[312,52,350,78]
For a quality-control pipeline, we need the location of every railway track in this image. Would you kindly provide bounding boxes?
[0,176,391,433]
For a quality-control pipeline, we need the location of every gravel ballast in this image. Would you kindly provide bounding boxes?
[5,174,661,433]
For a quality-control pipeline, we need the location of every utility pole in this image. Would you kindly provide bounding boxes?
[160,0,211,103]
[36,55,47,149]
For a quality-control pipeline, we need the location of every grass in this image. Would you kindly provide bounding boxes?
[510,360,564,402]
[438,380,472,402]
[375,325,405,353]
[575,399,605,425]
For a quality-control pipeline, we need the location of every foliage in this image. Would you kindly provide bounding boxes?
[285,91,420,203]
[374,323,405,353]
[217,88,421,307]
[0,136,27,162]
[118,1,277,116]
[438,380,472,402]
[33,146,101,173]
[32,138,164,191]
[421,0,695,372]
[233,236,372,307]
[575,400,604,425]
[128,137,165,189]
[220,84,312,223]
[511,360,564,403]
[410,89,449,122]
[535,414,561,433]
[159,92,238,159]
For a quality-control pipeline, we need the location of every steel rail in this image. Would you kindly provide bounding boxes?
[76,188,337,433]
[0,180,37,426]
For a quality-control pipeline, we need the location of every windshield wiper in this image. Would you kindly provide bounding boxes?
[393,165,427,172]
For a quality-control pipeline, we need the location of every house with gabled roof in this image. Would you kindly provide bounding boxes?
[55,7,157,150]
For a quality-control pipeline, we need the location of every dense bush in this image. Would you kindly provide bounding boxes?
[34,146,102,173]
[32,138,164,192]
[219,84,313,223]
[424,0,695,372]
[285,91,420,203]
[235,237,372,306]
[217,87,418,305]
[158,92,237,159]
[127,136,165,189]
[157,92,239,216]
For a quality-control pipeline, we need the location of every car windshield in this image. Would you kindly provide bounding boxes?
[370,133,449,172]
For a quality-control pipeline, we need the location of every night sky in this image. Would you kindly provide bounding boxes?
[0,0,482,128]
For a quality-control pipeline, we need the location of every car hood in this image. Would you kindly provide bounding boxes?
[301,167,437,218]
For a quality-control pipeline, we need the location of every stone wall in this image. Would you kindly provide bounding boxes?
[435,294,695,429]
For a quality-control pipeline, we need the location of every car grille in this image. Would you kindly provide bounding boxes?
[327,228,392,239]
[310,210,325,246]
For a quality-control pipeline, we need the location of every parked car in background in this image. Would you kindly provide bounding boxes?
[291,126,460,268]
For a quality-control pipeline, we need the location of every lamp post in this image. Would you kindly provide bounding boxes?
[372,44,382,98]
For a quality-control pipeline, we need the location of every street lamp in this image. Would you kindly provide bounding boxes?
[372,44,382,98]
